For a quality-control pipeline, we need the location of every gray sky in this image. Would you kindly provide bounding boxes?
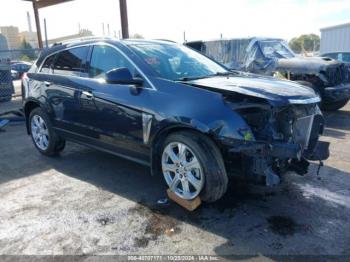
[1,0,350,42]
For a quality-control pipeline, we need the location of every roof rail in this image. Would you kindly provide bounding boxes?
[52,36,117,46]
[153,39,177,43]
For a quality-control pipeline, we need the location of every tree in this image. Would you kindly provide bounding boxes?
[289,34,320,54]
[19,39,36,60]
[130,33,144,39]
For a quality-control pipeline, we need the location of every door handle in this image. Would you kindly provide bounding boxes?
[82,90,94,99]
[44,81,51,87]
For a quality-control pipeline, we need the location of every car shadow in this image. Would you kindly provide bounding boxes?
[324,108,350,132]
[323,127,348,139]
[1,124,350,256]
[40,144,350,256]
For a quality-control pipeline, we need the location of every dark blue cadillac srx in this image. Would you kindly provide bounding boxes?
[22,37,329,202]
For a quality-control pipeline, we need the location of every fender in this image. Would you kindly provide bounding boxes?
[149,111,255,176]
[23,97,52,134]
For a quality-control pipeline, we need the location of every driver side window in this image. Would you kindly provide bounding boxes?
[89,45,136,78]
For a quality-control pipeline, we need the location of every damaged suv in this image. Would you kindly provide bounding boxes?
[185,38,350,111]
[23,38,329,202]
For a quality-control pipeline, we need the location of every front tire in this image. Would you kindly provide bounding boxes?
[29,107,65,156]
[161,131,228,203]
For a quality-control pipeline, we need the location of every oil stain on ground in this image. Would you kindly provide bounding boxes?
[129,202,181,248]
[267,215,297,236]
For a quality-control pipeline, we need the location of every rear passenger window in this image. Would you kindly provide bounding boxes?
[89,45,135,78]
[53,47,89,76]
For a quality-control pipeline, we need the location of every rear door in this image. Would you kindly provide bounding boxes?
[39,46,90,134]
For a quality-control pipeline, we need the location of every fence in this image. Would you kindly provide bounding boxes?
[0,49,43,100]
[0,48,42,62]
[0,60,14,100]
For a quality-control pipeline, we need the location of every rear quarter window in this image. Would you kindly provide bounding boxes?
[40,46,89,76]
[40,55,56,74]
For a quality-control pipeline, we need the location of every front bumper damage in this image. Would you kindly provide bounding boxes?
[224,103,330,186]
[229,140,329,161]
[323,83,350,102]
[229,140,329,186]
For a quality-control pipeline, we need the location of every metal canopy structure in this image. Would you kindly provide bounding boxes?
[23,0,73,9]
[22,0,129,49]
[23,0,74,48]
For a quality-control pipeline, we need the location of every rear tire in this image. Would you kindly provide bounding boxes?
[29,107,65,156]
[161,131,228,203]
[321,98,350,111]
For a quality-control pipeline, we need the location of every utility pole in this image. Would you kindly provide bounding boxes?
[44,18,48,48]
[119,0,129,39]
[32,1,43,48]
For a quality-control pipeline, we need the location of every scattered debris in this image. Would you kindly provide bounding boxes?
[0,109,25,131]
[96,214,115,226]
[157,198,169,205]
[0,119,9,131]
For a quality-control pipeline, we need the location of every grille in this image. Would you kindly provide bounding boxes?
[325,64,350,86]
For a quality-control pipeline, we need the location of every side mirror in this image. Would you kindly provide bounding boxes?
[105,67,143,86]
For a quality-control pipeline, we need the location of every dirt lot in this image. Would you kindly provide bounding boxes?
[0,95,350,258]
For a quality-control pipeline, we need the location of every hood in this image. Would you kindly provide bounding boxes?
[277,56,342,74]
[188,74,320,106]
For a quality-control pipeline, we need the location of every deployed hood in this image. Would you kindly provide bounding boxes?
[277,56,341,74]
[188,74,320,106]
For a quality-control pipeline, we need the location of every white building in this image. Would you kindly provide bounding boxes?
[320,22,350,54]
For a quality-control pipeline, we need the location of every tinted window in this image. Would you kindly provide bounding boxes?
[40,54,56,74]
[89,45,135,78]
[53,47,88,76]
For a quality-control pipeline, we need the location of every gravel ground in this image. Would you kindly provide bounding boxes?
[0,97,349,258]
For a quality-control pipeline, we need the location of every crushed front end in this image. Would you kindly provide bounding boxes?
[321,63,350,103]
[225,101,329,185]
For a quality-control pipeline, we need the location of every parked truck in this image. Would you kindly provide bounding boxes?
[185,38,350,111]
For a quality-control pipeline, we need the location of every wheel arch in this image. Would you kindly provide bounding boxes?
[23,99,41,134]
[150,123,221,177]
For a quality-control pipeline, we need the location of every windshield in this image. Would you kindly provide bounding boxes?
[259,40,295,58]
[129,43,228,81]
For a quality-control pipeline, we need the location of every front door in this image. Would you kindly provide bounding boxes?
[78,44,152,162]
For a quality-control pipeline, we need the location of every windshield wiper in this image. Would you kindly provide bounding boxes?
[211,72,232,76]
[176,72,232,82]
[176,76,210,81]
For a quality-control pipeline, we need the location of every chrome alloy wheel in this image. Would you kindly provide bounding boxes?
[161,142,204,200]
[31,115,49,151]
